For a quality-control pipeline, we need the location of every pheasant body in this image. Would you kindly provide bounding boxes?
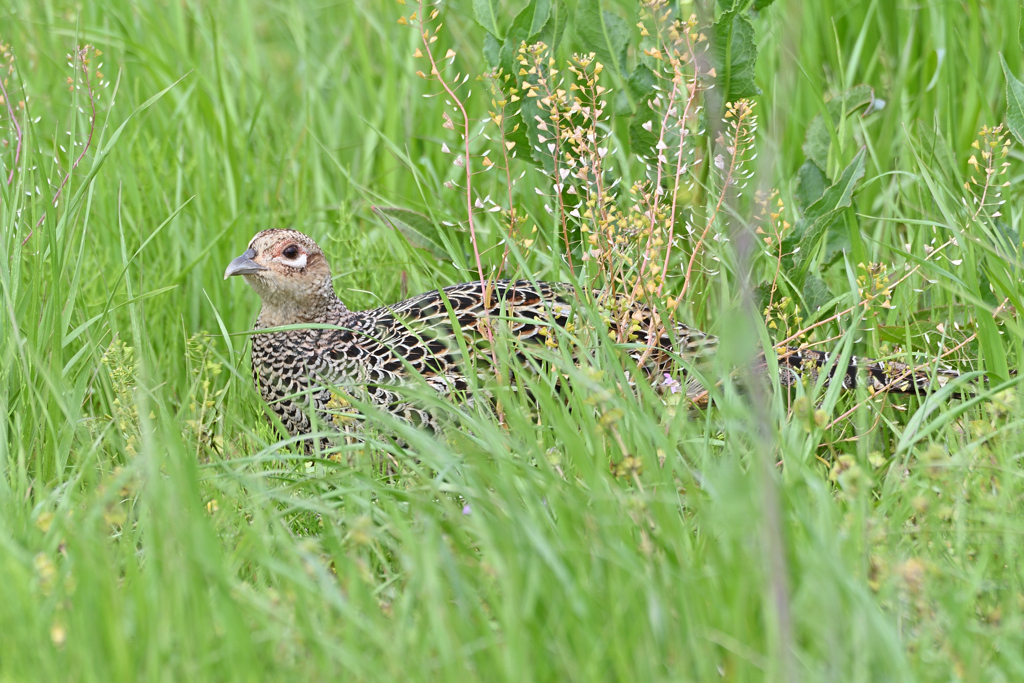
[227,229,961,442]
[248,276,716,437]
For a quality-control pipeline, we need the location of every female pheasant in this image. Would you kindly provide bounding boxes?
[226,229,961,441]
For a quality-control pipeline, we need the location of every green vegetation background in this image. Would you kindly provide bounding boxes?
[1,0,1024,680]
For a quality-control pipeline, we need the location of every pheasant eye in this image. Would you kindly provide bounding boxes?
[282,245,300,259]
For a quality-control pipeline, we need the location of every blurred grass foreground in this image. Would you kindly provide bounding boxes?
[3,0,1024,680]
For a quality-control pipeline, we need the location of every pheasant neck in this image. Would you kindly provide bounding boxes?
[255,279,349,329]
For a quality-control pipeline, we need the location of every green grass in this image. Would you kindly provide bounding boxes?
[2,0,1024,680]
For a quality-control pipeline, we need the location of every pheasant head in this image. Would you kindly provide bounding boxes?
[225,229,345,326]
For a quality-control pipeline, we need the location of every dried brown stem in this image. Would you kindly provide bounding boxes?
[773,237,955,349]
[495,102,516,275]
[527,48,574,276]
[822,331,978,430]
[416,0,484,290]
[412,2,504,400]
[680,104,750,299]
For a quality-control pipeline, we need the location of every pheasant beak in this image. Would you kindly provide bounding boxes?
[224,248,267,279]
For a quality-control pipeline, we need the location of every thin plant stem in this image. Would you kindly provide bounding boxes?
[0,69,22,187]
[24,45,98,245]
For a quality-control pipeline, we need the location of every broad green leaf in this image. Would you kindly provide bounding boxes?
[793,160,827,211]
[513,0,551,40]
[499,0,553,77]
[802,148,866,223]
[1019,5,1024,57]
[516,97,547,169]
[614,63,657,114]
[372,206,448,259]
[801,275,832,314]
[473,0,503,39]
[802,84,878,172]
[505,1,569,170]
[545,0,568,54]
[710,9,759,103]
[796,147,866,270]
[720,0,778,14]
[627,63,657,98]
[999,53,1024,146]
[822,222,852,266]
[628,95,661,160]
[504,0,566,70]
[574,0,629,78]
[483,32,501,68]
